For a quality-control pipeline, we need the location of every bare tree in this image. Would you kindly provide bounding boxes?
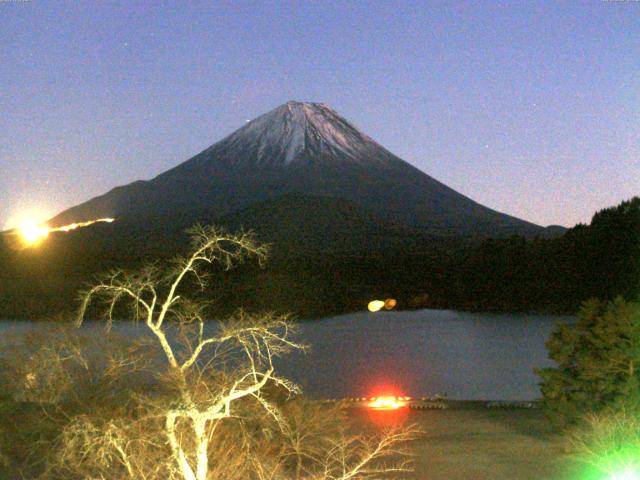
[0,324,159,479]
[76,226,301,480]
[58,225,420,480]
[271,399,419,480]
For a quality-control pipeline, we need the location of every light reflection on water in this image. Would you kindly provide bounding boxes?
[0,309,571,401]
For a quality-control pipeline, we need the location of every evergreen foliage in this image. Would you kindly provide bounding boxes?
[537,297,640,429]
[1,197,638,318]
[445,197,640,313]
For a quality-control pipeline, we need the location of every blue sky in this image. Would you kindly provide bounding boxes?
[1,0,638,228]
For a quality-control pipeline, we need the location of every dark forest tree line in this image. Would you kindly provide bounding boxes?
[421,196,640,313]
[250,196,640,316]
[1,197,638,319]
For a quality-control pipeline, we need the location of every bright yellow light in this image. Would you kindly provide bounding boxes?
[18,221,50,246]
[368,300,385,312]
[14,217,115,247]
[369,396,405,410]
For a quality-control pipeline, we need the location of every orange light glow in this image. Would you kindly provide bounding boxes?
[54,218,115,232]
[369,396,405,410]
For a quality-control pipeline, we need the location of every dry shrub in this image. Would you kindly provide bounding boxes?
[569,406,640,476]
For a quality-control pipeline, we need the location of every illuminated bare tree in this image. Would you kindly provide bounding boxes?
[68,225,418,480]
[77,225,301,480]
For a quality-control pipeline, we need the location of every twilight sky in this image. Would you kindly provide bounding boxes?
[1,0,638,229]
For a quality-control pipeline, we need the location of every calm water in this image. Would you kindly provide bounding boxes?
[0,309,571,401]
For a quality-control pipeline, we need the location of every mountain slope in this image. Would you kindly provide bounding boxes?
[50,101,546,238]
[216,193,429,256]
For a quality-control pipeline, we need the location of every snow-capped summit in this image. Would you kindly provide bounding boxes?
[236,101,377,164]
[51,101,548,238]
[175,101,397,172]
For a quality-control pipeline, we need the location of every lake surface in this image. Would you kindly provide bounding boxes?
[0,309,571,401]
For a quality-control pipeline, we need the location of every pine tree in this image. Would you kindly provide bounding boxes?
[537,297,640,428]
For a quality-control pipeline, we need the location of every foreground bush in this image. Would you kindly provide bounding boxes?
[569,407,640,478]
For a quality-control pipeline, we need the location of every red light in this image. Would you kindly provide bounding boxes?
[369,396,405,410]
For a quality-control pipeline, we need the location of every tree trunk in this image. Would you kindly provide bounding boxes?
[194,418,209,480]
[167,413,197,480]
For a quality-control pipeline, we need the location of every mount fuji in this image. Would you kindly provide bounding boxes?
[2,101,570,318]
[50,101,550,240]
